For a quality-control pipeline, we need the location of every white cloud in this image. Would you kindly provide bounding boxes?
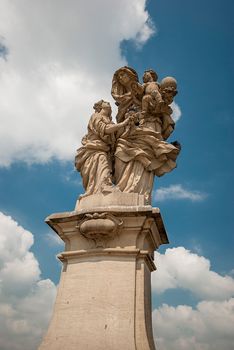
[155,184,207,202]
[45,231,64,247]
[1,212,233,349]
[152,247,234,349]
[153,298,234,350]
[0,212,56,350]
[171,101,182,122]
[0,36,8,60]
[62,168,83,187]
[152,247,234,300]
[0,0,154,166]
[134,17,155,46]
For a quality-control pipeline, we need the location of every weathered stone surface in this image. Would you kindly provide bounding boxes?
[76,192,148,211]
[39,66,180,349]
[75,66,180,203]
[39,204,168,350]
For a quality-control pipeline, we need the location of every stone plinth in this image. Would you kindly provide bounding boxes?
[39,200,168,350]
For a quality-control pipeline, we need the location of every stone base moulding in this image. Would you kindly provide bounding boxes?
[39,205,169,350]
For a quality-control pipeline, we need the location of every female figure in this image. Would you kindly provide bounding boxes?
[75,100,132,197]
[113,71,180,204]
[114,123,180,204]
[111,66,144,123]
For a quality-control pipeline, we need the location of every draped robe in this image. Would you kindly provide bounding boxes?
[114,126,180,203]
[75,113,115,197]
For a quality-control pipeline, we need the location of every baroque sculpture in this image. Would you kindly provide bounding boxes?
[39,66,181,350]
[75,66,180,203]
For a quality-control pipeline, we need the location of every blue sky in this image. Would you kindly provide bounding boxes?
[0,0,233,349]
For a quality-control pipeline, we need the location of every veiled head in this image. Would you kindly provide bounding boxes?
[115,66,138,85]
[111,66,139,97]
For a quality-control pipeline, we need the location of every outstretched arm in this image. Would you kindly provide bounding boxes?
[105,117,132,134]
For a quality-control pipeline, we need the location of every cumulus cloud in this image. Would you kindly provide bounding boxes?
[0,36,8,60]
[155,184,207,202]
[152,247,234,300]
[0,0,155,166]
[171,101,182,122]
[153,298,234,350]
[45,231,64,247]
[1,212,233,349]
[152,247,234,349]
[0,212,56,350]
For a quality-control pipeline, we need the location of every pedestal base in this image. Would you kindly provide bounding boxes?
[39,201,168,350]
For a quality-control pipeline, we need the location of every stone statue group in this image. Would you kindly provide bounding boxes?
[75,66,181,204]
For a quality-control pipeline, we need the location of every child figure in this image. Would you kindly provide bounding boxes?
[142,69,164,114]
[140,69,165,135]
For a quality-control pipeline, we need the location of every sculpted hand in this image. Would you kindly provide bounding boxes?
[122,116,131,126]
[124,91,132,97]
[123,114,136,126]
[129,114,136,124]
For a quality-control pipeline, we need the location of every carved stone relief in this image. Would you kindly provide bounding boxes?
[77,212,123,247]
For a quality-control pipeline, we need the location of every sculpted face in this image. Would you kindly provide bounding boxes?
[101,101,112,114]
[118,71,131,85]
[163,91,174,105]
[143,71,153,83]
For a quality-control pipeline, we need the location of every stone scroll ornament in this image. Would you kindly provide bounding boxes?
[75,66,181,204]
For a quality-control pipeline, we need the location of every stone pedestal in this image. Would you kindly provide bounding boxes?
[39,196,168,350]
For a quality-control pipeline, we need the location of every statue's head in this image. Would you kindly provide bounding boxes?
[161,77,177,90]
[93,100,112,115]
[93,100,103,112]
[143,69,158,83]
[114,66,138,86]
[160,77,177,104]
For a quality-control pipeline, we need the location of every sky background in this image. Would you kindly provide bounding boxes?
[0,0,233,349]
